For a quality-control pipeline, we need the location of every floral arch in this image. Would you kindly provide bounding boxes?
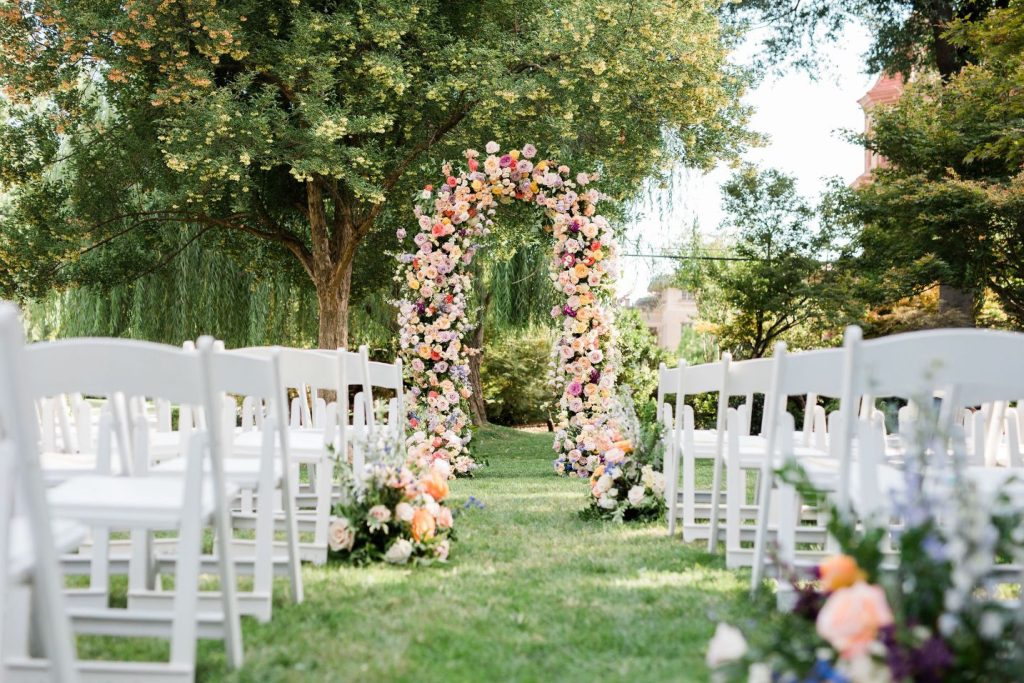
[396,142,622,479]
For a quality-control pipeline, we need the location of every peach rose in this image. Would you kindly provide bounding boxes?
[328,517,355,552]
[422,471,450,502]
[816,582,893,659]
[411,508,437,542]
[612,439,633,453]
[819,554,867,592]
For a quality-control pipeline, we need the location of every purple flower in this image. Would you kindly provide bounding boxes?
[589,369,600,384]
[567,381,582,396]
[499,154,513,168]
[563,306,577,317]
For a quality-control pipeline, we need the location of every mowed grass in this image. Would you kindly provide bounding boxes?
[93,425,752,682]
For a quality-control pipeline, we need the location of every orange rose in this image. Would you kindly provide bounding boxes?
[612,440,634,454]
[423,471,450,502]
[411,508,436,542]
[818,554,867,592]
[816,582,893,659]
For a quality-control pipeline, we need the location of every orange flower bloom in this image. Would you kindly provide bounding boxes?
[612,440,634,454]
[819,554,867,592]
[423,471,450,501]
[411,508,436,542]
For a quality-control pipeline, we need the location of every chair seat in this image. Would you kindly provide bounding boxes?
[48,475,239,529]
[8,517,89,582]
[149,430,185,459]
[152,456,282,488]
[40,451,127,482]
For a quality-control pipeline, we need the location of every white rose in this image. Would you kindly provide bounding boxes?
[627,485,646,507]
[747,663,772,683]
[432,458,452,480]
[596,473,613,494]
[485,140,500,154]
[706,623,747,669]
[328,517,355,552]
[395,502,414,523]
[384,538,414,564]
[651,471,666,495]
[597,495,617,510]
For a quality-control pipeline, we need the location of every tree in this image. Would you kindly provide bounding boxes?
[840,3,1024,327]
[723,0,1010,78]
[684,165,856,358]
[0,0,750,348]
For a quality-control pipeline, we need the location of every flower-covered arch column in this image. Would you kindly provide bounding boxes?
[396,142,622,478]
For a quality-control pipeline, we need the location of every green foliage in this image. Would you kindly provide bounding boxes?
[684,165,858,359]
[0,0,753,345]
[723,0,1009,77]
[613,307,672,409]
[480,326,558,426]
[835,3,1024,328]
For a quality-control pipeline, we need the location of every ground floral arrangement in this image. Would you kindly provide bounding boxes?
[396,142,621,480]
[707,433,1024,682]
[328,432,454,565]
[582,390,666,522]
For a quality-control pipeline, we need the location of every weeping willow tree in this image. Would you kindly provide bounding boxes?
[22,226,401,356]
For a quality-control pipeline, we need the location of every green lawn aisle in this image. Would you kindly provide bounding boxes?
[175,426,753,681]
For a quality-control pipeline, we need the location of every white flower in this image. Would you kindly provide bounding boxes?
[485,140,500,154]
[595,473,613,494]
[747,663,772,683]
[384,538,414,564]
[627,485,646,507]
[706,623,747,669]
[395,502,414,523]
[328,517,355,552]
[597,495,616,510]
[837,654,893,683]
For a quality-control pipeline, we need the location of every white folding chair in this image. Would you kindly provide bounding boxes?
[662,359,728,541]
[748,345,846,588]
[24,336,244,677]
[0,302,81,682]
[148,346,304,621]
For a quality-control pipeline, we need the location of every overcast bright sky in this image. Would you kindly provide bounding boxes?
[618,24,876,302]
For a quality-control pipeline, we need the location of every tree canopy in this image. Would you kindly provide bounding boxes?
[0,0,752,347]
[680,165,856,358]
[840,2,1024,326]
[723,0,1011,77]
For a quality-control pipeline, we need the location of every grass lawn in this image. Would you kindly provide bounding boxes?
[89,425,753,682]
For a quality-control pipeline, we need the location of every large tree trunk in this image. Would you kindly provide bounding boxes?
[466,290,492,426]
[315,267,352,349]
[307,179,358,349]
[467,321,488,426]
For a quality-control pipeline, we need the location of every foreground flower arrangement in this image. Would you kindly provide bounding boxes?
[329,434,454,565]
[707,416,1024,682]
[396,142,621,479]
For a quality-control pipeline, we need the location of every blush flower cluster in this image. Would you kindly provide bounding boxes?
[396,142,622,478]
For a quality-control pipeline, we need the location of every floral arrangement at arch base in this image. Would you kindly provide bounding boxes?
[581,388,667,522]
[396,141,622,480]
[707,440,1024,682]
[328,433,454,566]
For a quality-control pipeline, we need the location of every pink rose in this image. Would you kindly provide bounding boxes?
[485,141,500,154]
[521,144,537,159]
[328,517,355,552]
[436,506,453,529]
[816,582,894,659]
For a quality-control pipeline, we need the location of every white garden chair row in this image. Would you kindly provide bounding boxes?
[1,301,408,681]
[658,326,1024,597]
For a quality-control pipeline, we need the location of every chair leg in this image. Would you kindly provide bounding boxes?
[750,463,775,593]
[665,441,679,538]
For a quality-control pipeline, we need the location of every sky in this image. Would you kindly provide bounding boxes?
[618,24,876,303]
